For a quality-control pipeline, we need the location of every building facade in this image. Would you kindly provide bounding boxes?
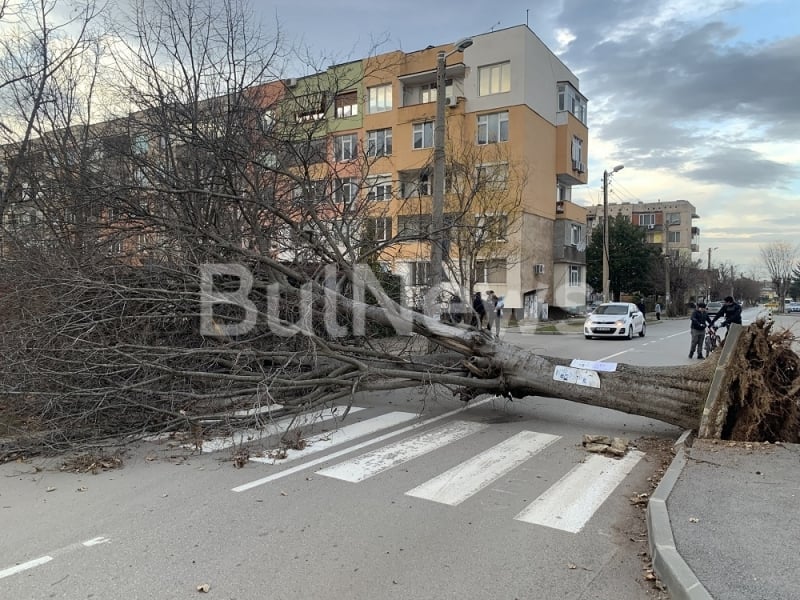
[585,199,700,257]
[355,25,589,316]
[2,25,589,319]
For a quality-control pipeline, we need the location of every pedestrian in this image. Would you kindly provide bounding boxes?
[493,295,505,337]
[486,291,498,331]
[710,295,742,327]
[689,302,711,359]
[636,299,646,319]
[472,292,486,328]
[448,294,463,324]
[655,303,662,321]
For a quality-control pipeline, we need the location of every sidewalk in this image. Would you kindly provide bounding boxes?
[648,435,799,600]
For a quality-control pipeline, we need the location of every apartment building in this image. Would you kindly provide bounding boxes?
[585,199,700,258]
[327,24,590,317]
[2,25,589,318]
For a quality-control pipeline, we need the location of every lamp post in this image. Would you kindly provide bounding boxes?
[707,246,718,302]
[430,37,472,307]
[602,164,624,302]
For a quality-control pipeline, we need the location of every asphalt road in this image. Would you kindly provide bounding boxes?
[0,307,774,599]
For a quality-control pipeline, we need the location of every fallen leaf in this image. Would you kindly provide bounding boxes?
[76,486,88,492]
[689,517,699,523]
[196,583,210,592]
[46,486,56,492]
[567,563,577,569]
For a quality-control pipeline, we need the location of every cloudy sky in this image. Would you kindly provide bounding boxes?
[259,0,799,277]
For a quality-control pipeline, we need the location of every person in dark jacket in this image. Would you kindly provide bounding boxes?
[710,296,742,327]
[472,292,486,328]
[689,302,711,359]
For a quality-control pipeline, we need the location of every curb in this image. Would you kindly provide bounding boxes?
[646,430,713,600]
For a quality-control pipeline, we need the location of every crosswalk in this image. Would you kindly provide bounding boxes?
[227,402,646,533]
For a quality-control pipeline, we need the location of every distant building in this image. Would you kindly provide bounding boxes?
[585,199,700,257]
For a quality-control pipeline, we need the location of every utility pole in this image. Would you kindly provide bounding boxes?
[430,38,472,316]
[664,221,670,315]
[602,164,624,303]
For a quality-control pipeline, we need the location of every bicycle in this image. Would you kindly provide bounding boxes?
[704,325,719,355]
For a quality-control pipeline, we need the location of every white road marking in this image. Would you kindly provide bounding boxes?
[599,349,629,361]
[514,450,644,533]
[405,430,561,506]
[82,537,110,547]
[232,396,496,492]
[0,535,111,581]
[250,411,419,465]
[316,420,488,482]
[197,405,365,452]
[0,556,53,580]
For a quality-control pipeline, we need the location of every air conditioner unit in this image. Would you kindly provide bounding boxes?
[577,161,585,173]
[534,263,545,275]
[647,224,655,230]
[445,96,457,108]
[285,77,297,88]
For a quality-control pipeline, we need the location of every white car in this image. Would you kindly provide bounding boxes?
[584,302,646,339]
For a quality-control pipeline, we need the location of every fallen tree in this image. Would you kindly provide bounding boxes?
[1,259,797,462]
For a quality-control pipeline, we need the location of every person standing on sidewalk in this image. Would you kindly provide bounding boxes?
[689,302,711,359]
[472,292,486,328]
[492,295,504,337]
[485,291,499,332]
[655,302,662,321]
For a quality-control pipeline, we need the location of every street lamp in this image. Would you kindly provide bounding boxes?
[602,164,624,302]
[430,37,473,305]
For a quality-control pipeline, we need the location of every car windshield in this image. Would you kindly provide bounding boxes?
[594,305,628,315]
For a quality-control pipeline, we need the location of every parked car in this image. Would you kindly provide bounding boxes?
[788,302,800,313]
[706,300,724,314]
[583,302,646,339]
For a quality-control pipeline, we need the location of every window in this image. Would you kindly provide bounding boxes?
[366,175,392,201]
[569,223,583,246]
[294,180,328,204]
[639,214,656,226]
[397,214,431,238]
[477,111,509,144]
[476,259,507,283]
[368,84,392,113]
[334,177,359,205]
[413,121,434,149]
[409,262,431,287]
[335,91,358,118]
[400,170,434,198]
[419,79,452,104]
[668,230,681,244]
[571,136,583,164]
[667,212,681,225]
[478,62,511,96]
[334,133,357,161]
[569,265,581,287]
[132,135,149,155]
[365,217,392,241]
[557,82,587,124]
[477,213,508,241]
[366,128,392,157]
[476,163,508,190]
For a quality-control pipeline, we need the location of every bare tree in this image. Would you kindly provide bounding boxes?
[1,0,798,460]
[760,242,800,311]
[0,0,102,241]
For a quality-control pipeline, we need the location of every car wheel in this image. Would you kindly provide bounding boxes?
[639,323,646,337]
[626,326,633,340]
